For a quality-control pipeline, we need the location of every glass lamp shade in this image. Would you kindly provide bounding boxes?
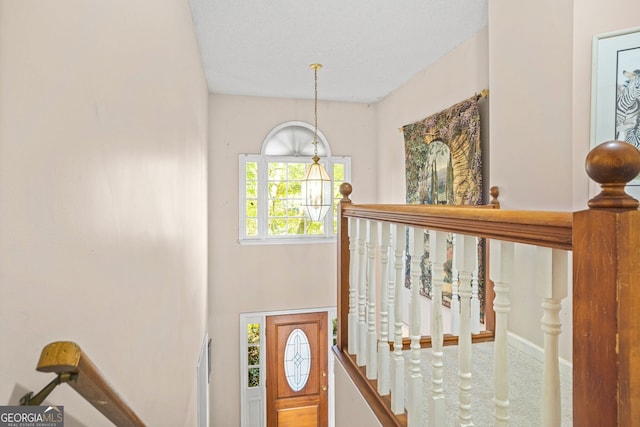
[302,160,332,221]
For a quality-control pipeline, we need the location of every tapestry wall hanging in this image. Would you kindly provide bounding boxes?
[402,95,484,312]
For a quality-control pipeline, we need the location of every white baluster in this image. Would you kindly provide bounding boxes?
[490,240,514,426]
[348,217,358,353]
[536,247,568,426]
[378,222,391,395]
[387,227,395,351]
[456,234,478,426]
[471,238,481,334]
[407,227,424,427]
[366,221,378,379]
[429,230,447,426]
[357,219,367,366]
[391,224,406,415]
[450,234,460,336]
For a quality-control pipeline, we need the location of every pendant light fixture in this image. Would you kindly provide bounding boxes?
[302,63,332,222]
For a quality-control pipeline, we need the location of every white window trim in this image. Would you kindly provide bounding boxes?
[238,154,351,245]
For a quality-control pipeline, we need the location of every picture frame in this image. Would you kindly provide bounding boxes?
[591,26,640,192]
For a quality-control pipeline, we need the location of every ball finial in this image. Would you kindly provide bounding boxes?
[586,140,640,209]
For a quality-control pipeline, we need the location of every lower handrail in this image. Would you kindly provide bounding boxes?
[23,341,145,426]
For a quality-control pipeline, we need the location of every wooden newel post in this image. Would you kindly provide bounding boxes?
[573,141,640,426]
[337,182,352,352]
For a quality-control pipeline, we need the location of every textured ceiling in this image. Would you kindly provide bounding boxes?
[189,0,488,103]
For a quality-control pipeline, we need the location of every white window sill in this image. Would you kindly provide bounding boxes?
[238,236,337,246]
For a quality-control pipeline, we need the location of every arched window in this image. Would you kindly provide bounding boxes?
[239,121,351,243]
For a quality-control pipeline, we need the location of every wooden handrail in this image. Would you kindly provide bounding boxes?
[342,204,572,250]
[33,341,145,426]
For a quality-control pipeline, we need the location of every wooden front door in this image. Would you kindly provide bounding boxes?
[266,312,328,427]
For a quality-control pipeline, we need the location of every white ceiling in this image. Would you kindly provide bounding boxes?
[189,1,488,103]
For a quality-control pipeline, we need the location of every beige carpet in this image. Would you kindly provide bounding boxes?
[401,342,573,426]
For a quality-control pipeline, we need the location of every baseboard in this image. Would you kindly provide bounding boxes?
[507,331,572,378]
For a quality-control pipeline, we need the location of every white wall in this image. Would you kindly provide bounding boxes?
[207,94,376,426]
[0,2,208,426]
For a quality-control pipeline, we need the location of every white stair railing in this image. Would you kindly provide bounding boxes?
[407,226,425,427]
[490,239,514,426]
[343,216,571,426]
[450,234,461,335]
[456,233,478,426]
[348,217,358,353]
[470,241,481,335]
[391,223,406,415]
[536,247,569,426]
[428,230,447,426]
[366,220,378,380]
[357,219,367,366]
[377,222,391,395]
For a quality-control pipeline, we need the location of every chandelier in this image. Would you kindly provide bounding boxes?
[301,63,332,222]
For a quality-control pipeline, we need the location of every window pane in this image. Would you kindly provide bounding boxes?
[246,181,258,198]
[248,345,260,366]
[268,162,286,179]
[246,200,257,218]
[269,200,287,217]
[333,163,344,181]
[246,219,258,236]
[246,162,258,181]
[288,163,307,180]
[288,180,302,198]
[248,368,260,387]
[268,181,287,199]
[287,218,305,234]
[307,220,323,235]
[287,199,303,216]
[248,323,261,344]
[333,182,343,199]
[268,218,287,235]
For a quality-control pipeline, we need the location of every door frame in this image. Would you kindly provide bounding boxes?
[240,307,336,427]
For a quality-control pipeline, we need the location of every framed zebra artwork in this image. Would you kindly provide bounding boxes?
[591,26,640,191]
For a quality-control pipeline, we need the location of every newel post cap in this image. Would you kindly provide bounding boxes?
[339,182,352,203]
[586,140,640,209]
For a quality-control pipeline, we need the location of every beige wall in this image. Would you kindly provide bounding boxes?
[334,361,381,427]
[571,1,640,209]
[207,94,376,426]
[376,28,490,203]
[0,2,208,426]
[488,0,574,361]
[489,0,640,360]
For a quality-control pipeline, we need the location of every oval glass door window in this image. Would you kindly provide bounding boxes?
[283,328,311,392]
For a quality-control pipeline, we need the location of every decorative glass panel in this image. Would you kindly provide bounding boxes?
[283,328,311,392]
[248,345,260,366]
[248,368,260,388]
[248,323,260,344]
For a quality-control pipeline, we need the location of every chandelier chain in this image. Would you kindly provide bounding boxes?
[311,63,322,160]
